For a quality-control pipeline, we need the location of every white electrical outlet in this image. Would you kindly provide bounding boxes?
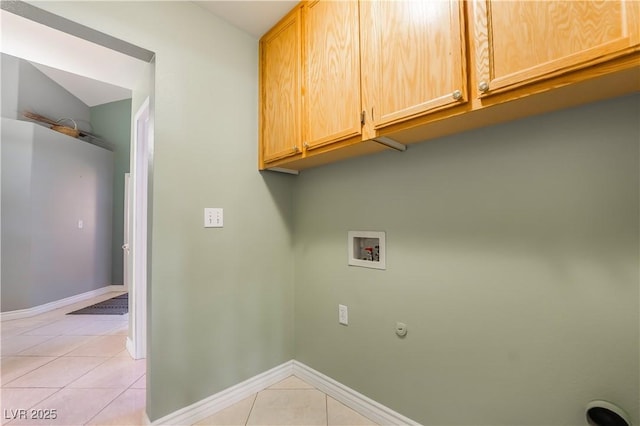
[338,304,348,325]
[78,220,84,229]
[204,208,223,228]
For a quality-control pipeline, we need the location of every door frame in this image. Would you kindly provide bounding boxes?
[123,173,131,291]
[127,97,150,360]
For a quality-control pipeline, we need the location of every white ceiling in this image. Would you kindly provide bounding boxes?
[1,8,146,107]
[28,61,133,107]
[1,2,292,107]
[196,1,297,39]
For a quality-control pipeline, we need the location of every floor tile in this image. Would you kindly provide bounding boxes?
[21,319,86,336]
[327,396,378,425]
[7,388,123,426]
[1,319,51,337]
[194,394,255,426]
[269,375,315,390]
[0,388,60,425]
[106,322,128,336]
[17,335,95,357]
[64,335,126,357]
[78,313,129,322]
[0,357,56,385]
[1,335,56,356]
[68,356,145,389]
[247,389,327,425]
[5,357,109,388]
[63,321,125,336]
[86,389,146,426]
[114,349,133,358]
[130,375,146,389]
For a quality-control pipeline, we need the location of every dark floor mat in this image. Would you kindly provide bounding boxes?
[67,293,128,315]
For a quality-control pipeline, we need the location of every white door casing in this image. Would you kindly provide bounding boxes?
[127,97,150,360]
[123,173,131,290]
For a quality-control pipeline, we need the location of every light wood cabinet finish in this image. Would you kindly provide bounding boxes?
[473,0,640,96]
[258,0,639,172]
[362,0,467,129]
[260,7,302,165]
[304,0,362,150]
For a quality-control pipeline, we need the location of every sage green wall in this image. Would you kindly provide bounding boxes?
[32,1,295,421]
[293,94,639,425]
[26,2,639,425]
[90,99,132,285]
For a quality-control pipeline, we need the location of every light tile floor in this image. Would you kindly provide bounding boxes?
[1,292,144,426]
[195,376,378,426]
[1,293,377,426]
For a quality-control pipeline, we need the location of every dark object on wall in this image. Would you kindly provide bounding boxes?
[586,401,632,426]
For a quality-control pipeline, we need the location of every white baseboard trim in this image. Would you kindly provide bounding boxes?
[150,361,294,426]
[293,361,420,426]
[126,337,135,359]
[1,285,126,321]
[150,359,417,426]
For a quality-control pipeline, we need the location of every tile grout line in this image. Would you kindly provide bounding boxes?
[58,345,140,391]
[15,334,103,358]
[82,387,130,426]
[1,353,63,387]
[243,392,258,426]
[36,352,131,420]
[0,385,65,424]
[2,335,125,387]
[325,393,328,426]
[3,334,60,356]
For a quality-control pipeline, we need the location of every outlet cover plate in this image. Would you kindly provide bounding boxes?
[204,208,223,228]
[338,304,348,325]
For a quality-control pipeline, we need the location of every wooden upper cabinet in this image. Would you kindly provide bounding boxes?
[362,0,468,130]
[473,0,640,96]
[304,0,362,151]
[258,0,639,171]
[260,6,302,166]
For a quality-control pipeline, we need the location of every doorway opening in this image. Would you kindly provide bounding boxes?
[1,1,155,360]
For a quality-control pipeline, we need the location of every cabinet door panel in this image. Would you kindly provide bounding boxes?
[370,0,467,129]
[261,9,302,163]
[474,0,640,95]
[305,0,362,150]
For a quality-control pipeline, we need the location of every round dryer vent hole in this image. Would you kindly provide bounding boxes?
[585,400,631,426]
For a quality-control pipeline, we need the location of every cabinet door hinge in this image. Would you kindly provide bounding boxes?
[360,110,366,126]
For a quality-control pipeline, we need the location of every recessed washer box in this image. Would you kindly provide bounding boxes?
[348,231,386,270]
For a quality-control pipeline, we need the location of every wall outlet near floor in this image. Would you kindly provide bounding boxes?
[204,208,223,228]
[338,304,348,325]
